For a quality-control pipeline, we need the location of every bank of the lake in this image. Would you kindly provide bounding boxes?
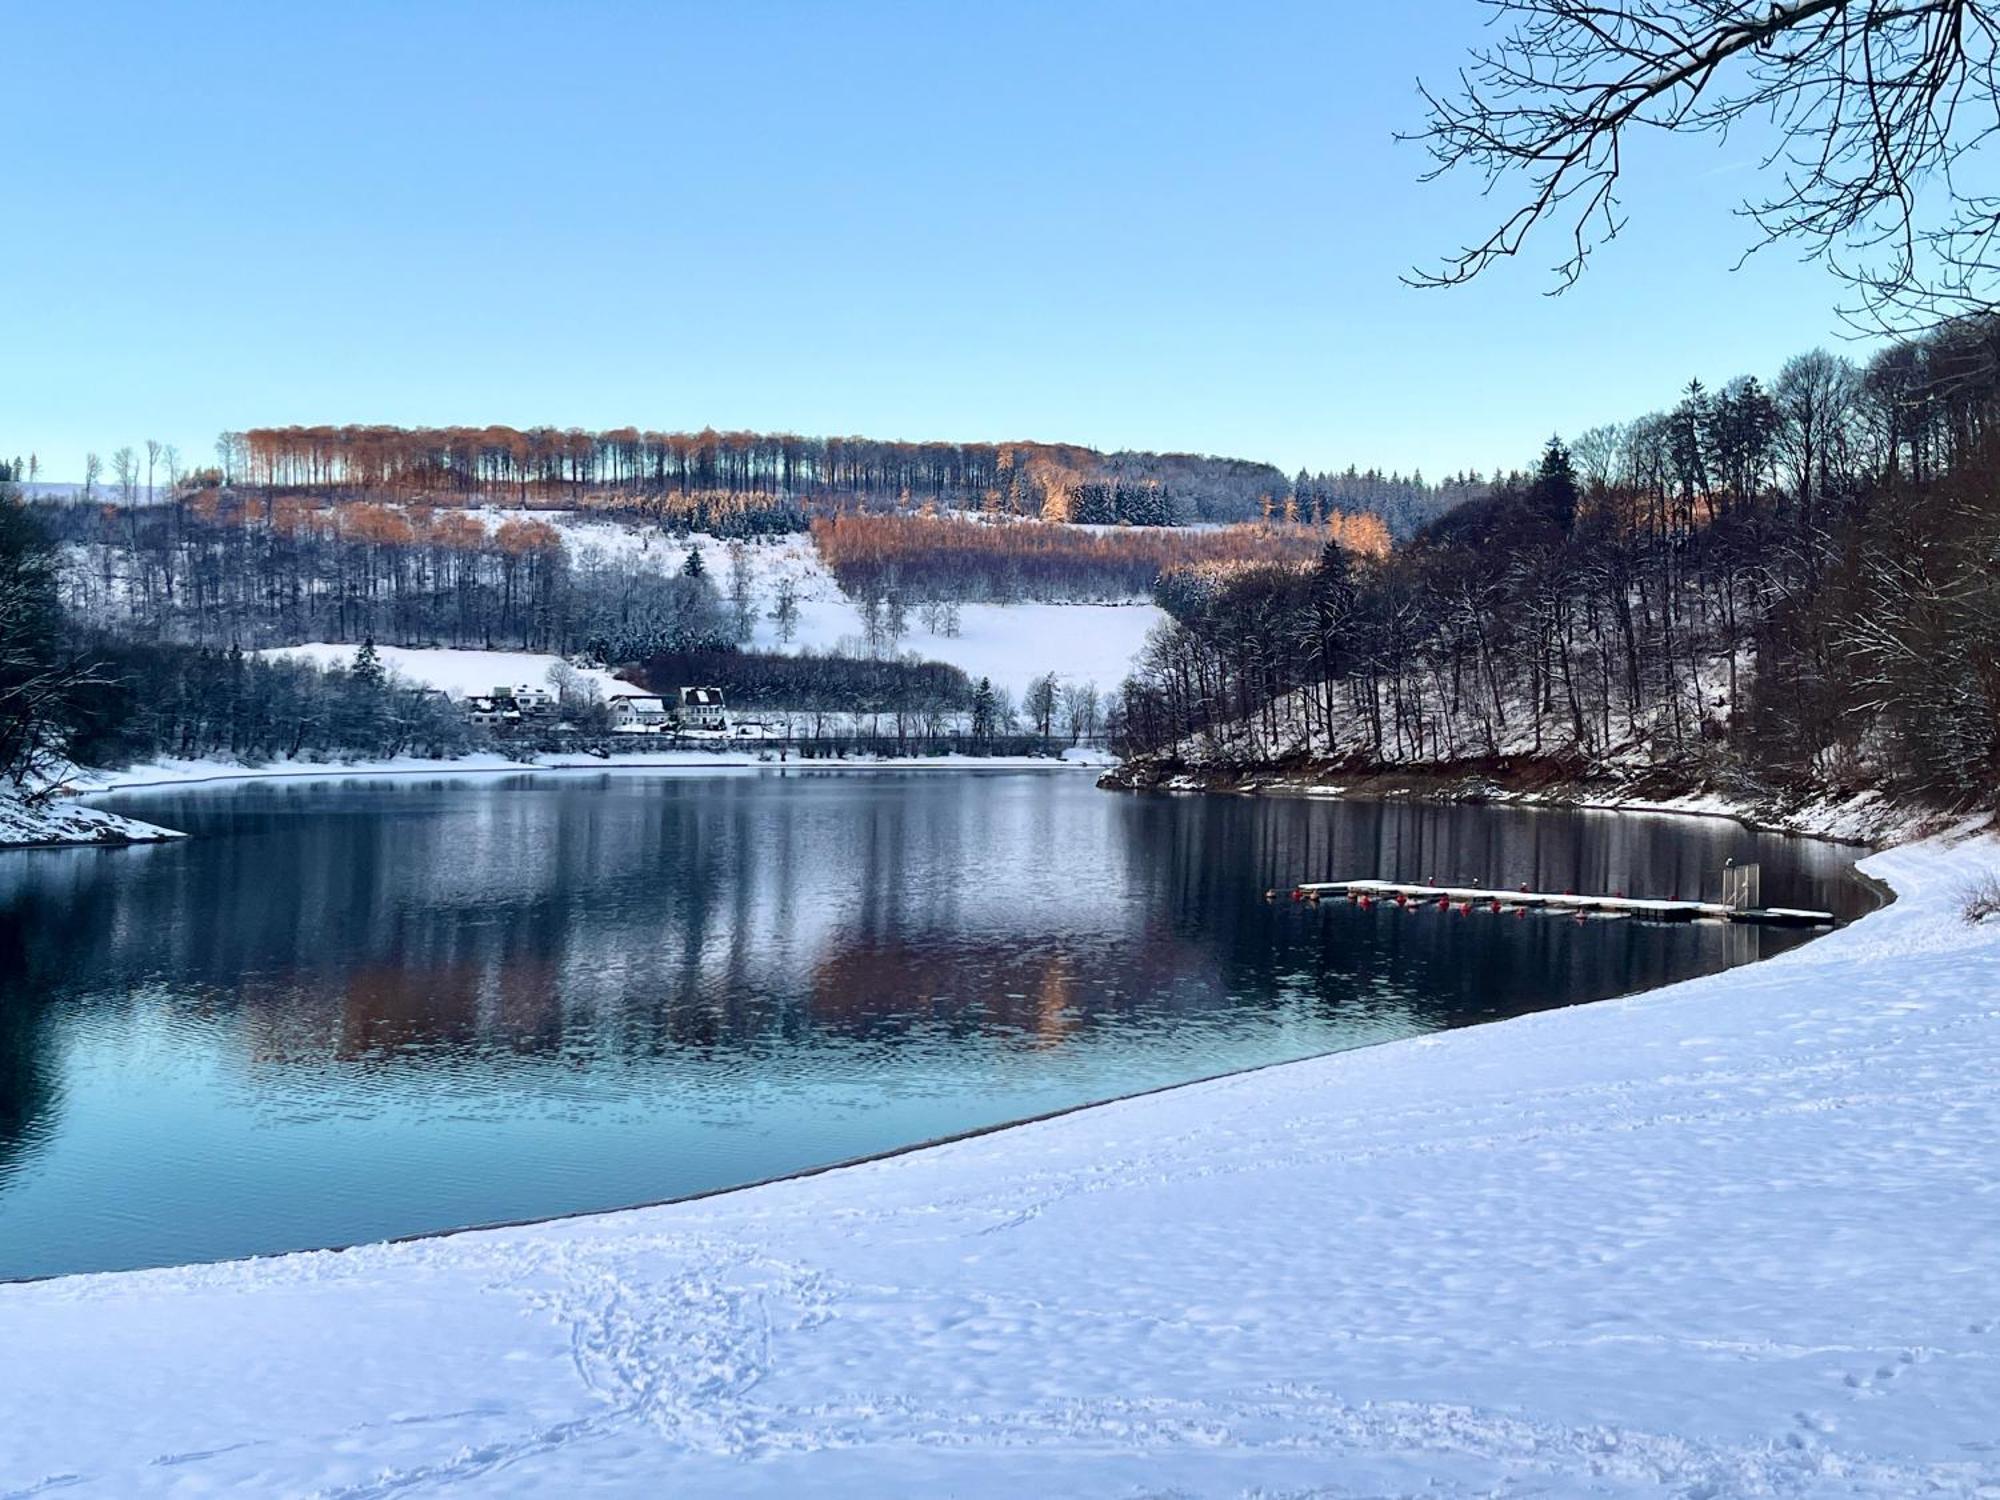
[0,793,185,851]
[1101,751,1919,845]
[1,772,1860,1279]
[0,747,1116,851]
[1,823,1994,1496]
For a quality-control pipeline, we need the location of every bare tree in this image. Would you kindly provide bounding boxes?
[216,431,245,487]
[81,452,101,503]
[110,447,137,507]
[1059,680,1101,743]
[769,576,801,644]
[1408,1,2000,329]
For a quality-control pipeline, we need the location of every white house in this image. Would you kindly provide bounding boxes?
[464,695,521,727]
[677,686,728,730]
[608,693,670,732]
[503,684,557,717]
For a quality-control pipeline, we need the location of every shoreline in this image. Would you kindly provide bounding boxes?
[1099,754,1926,846]
[5,830,1996,1494]
[72,749,1112,798]
[1,809,1890,1290]
[0,751,1114,849]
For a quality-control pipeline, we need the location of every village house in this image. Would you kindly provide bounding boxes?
[462,683,557,729]
[503,684,558,718]
[677,686,728,730]
[464,695,520,727]
[607,692,670,732]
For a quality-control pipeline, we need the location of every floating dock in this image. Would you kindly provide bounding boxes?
[1290,879,1835,927]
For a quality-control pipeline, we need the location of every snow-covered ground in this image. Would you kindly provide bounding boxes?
[0,793,184,849]
[56,511,1164,700]
[4,829,1997,1496]
[67,746,1114,797]
[499,513,1163,697]
[252,642,630,700]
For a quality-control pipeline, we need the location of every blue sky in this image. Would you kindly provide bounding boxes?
[4,0,1865,483]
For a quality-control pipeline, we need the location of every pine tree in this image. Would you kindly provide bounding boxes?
[1530,436,1579,534]
[683,547,706,578]
[969,676,998,742]
[353,637,385,688]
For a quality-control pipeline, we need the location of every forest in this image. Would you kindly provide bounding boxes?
[194,424,1491,535]
[33,493,733,660]
[809,511,1383,603]
[1115,321,2000,811]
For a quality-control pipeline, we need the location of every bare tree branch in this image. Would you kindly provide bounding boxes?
[1407,0,2000,331]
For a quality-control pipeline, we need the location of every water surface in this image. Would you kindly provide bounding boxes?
[0,770,1864,1278]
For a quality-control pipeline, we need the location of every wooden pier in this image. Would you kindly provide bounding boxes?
[1289,878,1835,927]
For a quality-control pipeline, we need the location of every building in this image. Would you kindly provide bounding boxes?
[502,684,557,717]
[464,695,521,727]
[608,693,670,731]
[677,686,728,730]
[464,684,557,729]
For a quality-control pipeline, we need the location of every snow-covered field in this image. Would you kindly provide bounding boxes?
[507,514,1163,697]
[4,829,1997,1496]
[253,642,630,700]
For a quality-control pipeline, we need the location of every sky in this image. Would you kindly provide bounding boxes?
[4,0,1870,484]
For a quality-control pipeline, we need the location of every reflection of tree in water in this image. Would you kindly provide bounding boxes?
[806,935,1220,1047]
[0,781,1855,1093]
[0,884,66,1183]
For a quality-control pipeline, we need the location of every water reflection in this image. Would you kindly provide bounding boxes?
[0,771,1864,1277]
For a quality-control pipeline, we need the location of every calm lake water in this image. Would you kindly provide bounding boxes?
[0,770,1867,1279]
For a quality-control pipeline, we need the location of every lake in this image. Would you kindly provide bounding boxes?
[0,770,1868,1279]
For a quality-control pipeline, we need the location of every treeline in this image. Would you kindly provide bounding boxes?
[810,513,1345,603]
[39,492,734,660]
[230,425,1293,524]
[635,648,972,720]
[1291,468,1492,539]
[1119,323,2000,811]
[0,467,80,790]
[66,638,474,769]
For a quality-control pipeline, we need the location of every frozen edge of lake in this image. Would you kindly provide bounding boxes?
[62,746,1115,799]
[3,828,1998,1496]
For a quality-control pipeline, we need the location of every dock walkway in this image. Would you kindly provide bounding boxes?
[1293,879,1834,926]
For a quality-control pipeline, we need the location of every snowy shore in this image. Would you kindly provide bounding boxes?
[65,746,1113,797]
[1104,756,1914,845]
[2,751,1111,849]
[0,792,186,851]
[3,828,1996,1495]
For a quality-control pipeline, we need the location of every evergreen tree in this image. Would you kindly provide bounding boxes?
[682,546,706,578]
[969,676,998,743]
[1530,435,1579,534]
[352,636,385,688]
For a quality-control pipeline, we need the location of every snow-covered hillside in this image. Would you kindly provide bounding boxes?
[490,512,1163,697]
[4,831,1997,1496]
[253,642,629,700]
